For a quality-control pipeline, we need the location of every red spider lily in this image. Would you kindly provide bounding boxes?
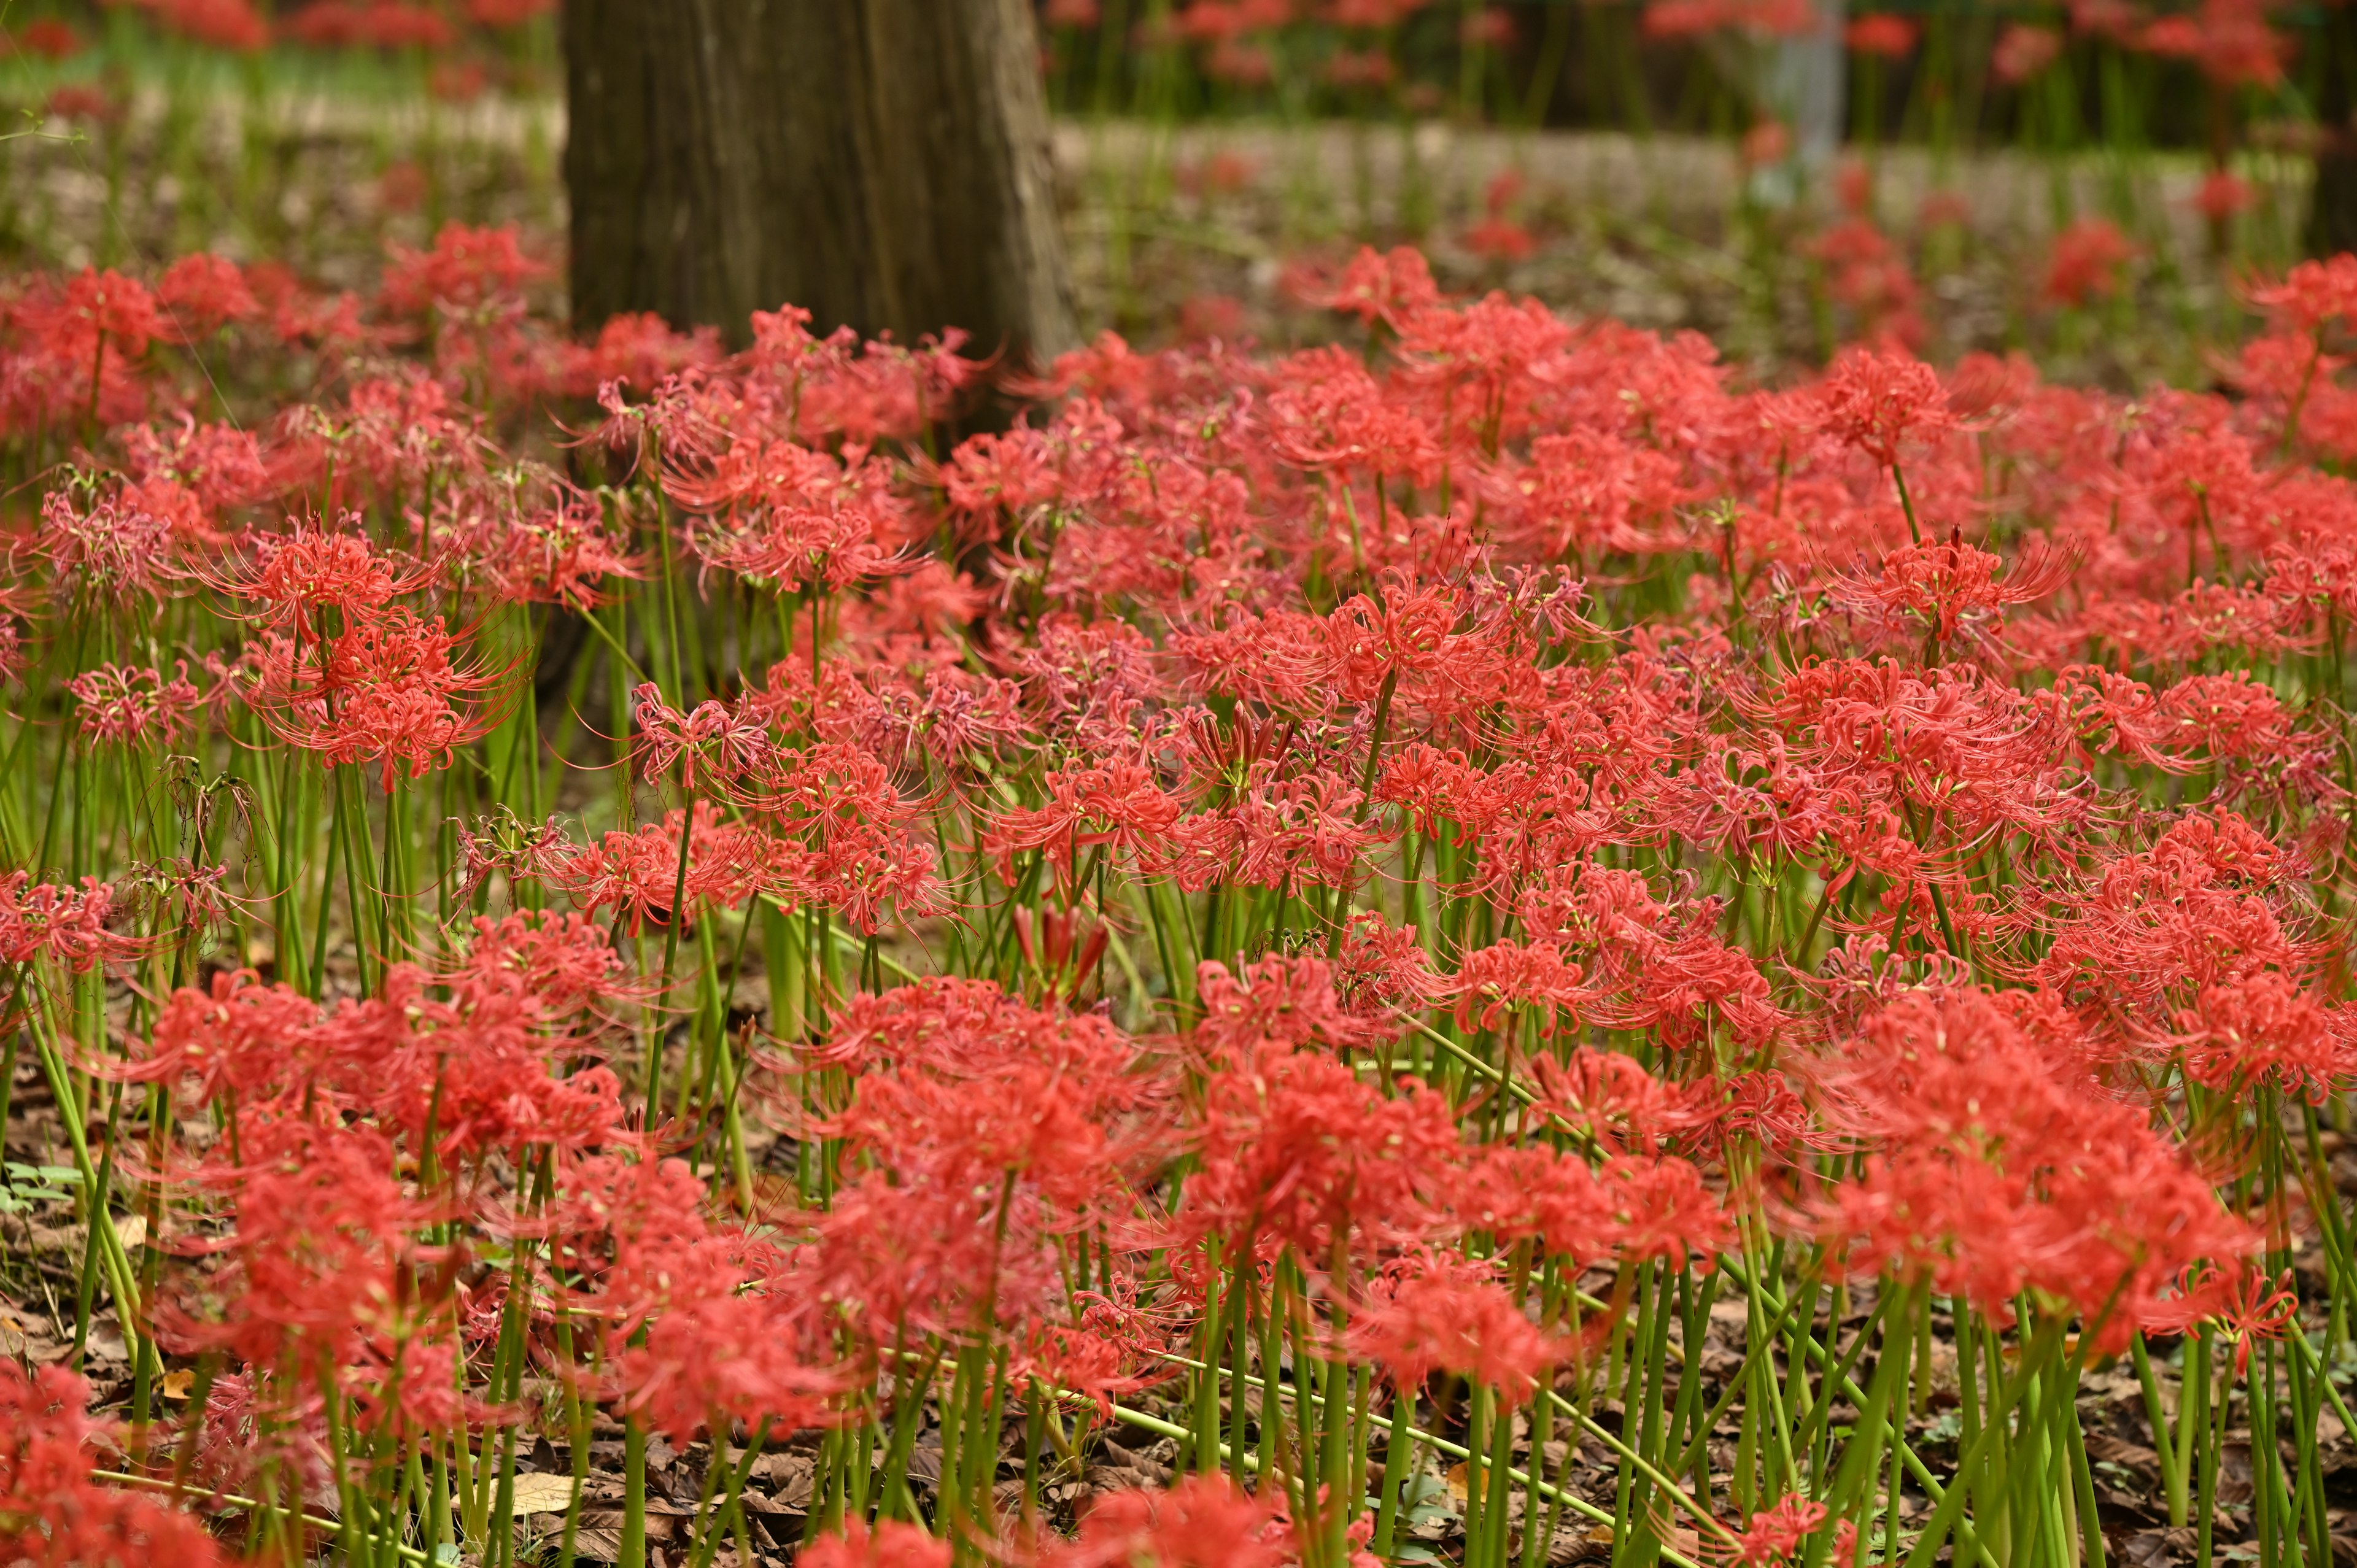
[2043,218,2137,308]
[631,681,778,789]
[2253,255,2357,334]
[2037,811,2323,1014]
[1348,1252,1570,1398]
[451,496,640,609]
[0,874,141,970]
[984,760,1185,886]
[1845,12,1918,54]
[450,906,632,1017]
[123,922,627,1156]
[1816,986,2251,1340]
[2171,971,2355,1104]
[2143,1262,2299,1379]
[239,604,497,788]
[156,252,260,339]
[44,267,160,363]
[1836,530,2078,644]
[0,1362,234,1568]
[1191,951,1393,1059]
[1016,1288,1184,1421]
[1291,244,1442,333]
[553,1140,746,1322]
[617,1289,850,1445]
[380,222,548,316]
[159,1113,441,1374]
[1723,1495,1854,1568]
[672,437,914,594]
[37,488,176,603]
[1812,346,1955,469]
[209,519,435,633]
[1444,938,1593,1032]
[2138,0,2285,87]
[1180,1039,1461,1266]
[800,1520,953,1568]
[66,660,206,745]
[1056,1472,1296,1568]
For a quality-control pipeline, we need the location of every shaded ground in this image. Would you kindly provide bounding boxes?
[0,87,2308,385]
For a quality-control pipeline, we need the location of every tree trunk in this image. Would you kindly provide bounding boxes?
[562,0,1076,365]
[2309,1,2357,258]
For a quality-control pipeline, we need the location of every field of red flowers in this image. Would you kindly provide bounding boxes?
[3,224,2357,1568]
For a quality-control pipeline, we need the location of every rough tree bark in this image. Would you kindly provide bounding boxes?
[2309,2,2357,258]
[562,0,1077,364]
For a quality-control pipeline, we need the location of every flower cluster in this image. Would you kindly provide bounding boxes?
[0,232,2349,1567]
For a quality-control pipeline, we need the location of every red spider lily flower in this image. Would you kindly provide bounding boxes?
[1724,1495,1856,1568]
[1817,986,2251,1341]
[9,18,83,58]
[211,519,434,633]
[984,760,1185,887]
[738,741,945,933]
[1016,1301,1182,1423]
[1288,244,1442,333]
[1844,12,1918,55]
[541,803,768,936]
[241,605,495,788]
[801,1520,952,1568]
[0,874,141,970]
[787,992,1152,1344]
[1349,1252,1568,1399]
[632,681,778,789]
[2193,170,2256,223]
[1813,346,1954,468]
[380,222,547,316]
[120,415,272,519]
[38,489,176,604]
[552,1142,748,1330]
[1524,1047,1713,1153]
[2172,971,2356,1104]
[160,1113,440,1375]
[617,1289,850,1445]
[1263,347,1445,487]
[1445,938,1593,1033]
[1181,1045,1460,1266]
[2043,217,2136,307]
[65,660,206,746]
[940,425,1064,528]
[1838,530,2078,644]
[463,498,641,609]
[1804,216,1925,347]
[1463,214,1538,264]
[156,252,260,338]
[1991,23,2063,83]
[451,907,631,1018]
[1500,427,1692,558]
[2253,254,2357,333]
[672,438,913,594]
[1456,1141,1621,1262]
[1641,0,1816,37]
[1058,1472,1296,1568]
[45,267,159,362]
[0,1362,234,1568]
[1190,952,1392,1060]
[132,0,269,48]
[2143,1262,2299,1380]
[2139,0,2285,87]
[116,967,327,1106]
[2036,811,2321,1013]
[1333,911,1442,1014]
[579,310,726,394]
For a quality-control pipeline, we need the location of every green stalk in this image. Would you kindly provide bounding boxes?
[1899,1316,2069,1568]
